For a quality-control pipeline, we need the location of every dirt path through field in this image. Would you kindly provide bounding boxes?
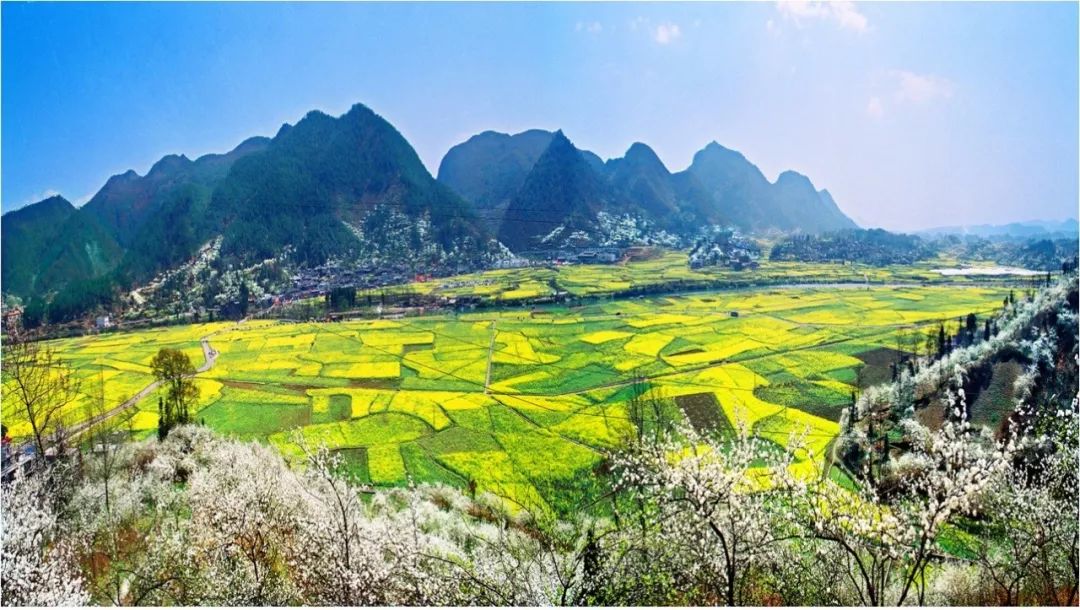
[68,329,222,440]
[6,327,226,477]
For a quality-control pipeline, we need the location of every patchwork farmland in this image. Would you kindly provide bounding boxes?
[3,284,1011,515]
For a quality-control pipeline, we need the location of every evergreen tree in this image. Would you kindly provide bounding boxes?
[156,396,169,441]
[238,281,250,318]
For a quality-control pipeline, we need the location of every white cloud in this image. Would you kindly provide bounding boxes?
[866,96,884,118]
[865,70,955,118]
[893,70,954,104]
[654,22,682,44]
[776,1,868,33]
[575,21,603,34]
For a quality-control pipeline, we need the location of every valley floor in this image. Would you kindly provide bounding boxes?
[3,281,1014,514]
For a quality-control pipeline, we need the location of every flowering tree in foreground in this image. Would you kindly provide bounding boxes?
[787,414,1011,606]
[1,472,89,606]
[974,394,1079,605]
[609,424,798,605]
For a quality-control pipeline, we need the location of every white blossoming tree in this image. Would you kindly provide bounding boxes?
[1,471,89,606]
[609,424,797,605]
[787,410,1011,606]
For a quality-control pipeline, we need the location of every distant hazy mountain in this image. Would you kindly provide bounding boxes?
[438,129,555,231]
[497,131,614,251]
[918,219,1079,239]
[770,171,858,233]
[679,142,774,229]
[437,129,612,232]
[441,133,857,247]
[679,143,856,233]
[606,142,680,220]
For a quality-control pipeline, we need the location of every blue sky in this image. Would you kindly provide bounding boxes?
[3,1,1077,231]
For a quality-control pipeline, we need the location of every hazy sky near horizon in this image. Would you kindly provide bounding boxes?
[3,2,1077,231]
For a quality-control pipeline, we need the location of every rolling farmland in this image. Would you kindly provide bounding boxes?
[396,251,1020,303]
[2,283,1011,514]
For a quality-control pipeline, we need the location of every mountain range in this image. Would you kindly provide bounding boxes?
[2,102,856,305]
[439,130,855,251]
[917,219,1080,240]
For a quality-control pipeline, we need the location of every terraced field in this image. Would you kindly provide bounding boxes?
[3,285,1011,514]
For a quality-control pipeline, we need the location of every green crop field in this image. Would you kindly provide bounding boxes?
[391,251,1021,304]
[3,282,1013,515]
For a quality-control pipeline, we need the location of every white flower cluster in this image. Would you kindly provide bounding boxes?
[1,472,89,606]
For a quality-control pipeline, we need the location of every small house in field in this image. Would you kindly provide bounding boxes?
[95,315,113,329]
[730,311,739,318]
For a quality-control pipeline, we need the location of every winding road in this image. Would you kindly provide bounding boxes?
[4,333,222,479]
[68,337,219,439]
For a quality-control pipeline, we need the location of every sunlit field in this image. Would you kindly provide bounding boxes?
[397,251,1020,303]
[3,283,1011,514]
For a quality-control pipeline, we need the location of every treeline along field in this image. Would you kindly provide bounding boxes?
[2,283,1015,514]
[270,251,1041,322]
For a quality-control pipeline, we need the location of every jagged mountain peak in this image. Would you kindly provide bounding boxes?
[546,129,575,150]
[619,142,669,173]
[442,129,857,243]
[775,169,815,188]
[345,102,377,119]
[202,101,489,269]
[496,129,609,251]
[229,136,272,156]
[96,169,142,187]
[5,194,74,221]
[693,141,756,168]
[148,153,193,177]
[36,193,73,208]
